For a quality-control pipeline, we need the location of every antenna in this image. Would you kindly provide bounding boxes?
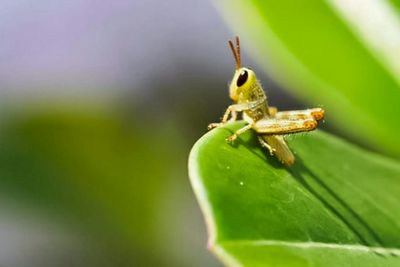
[228,36,241,69]
[235,36,241,68]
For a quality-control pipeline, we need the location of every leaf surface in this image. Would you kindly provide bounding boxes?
[189,122,400,266]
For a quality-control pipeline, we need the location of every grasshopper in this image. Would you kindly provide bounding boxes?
[208,37,324,166]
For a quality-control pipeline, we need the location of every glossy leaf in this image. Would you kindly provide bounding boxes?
[214,0,400,156]
[189,122,400,266]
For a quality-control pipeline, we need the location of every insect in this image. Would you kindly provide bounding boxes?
[208,36,324,166]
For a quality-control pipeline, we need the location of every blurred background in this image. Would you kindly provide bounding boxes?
[0,1,264,266]
[1,0,400,266]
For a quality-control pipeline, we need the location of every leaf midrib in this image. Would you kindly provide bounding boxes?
[217,239,400,256]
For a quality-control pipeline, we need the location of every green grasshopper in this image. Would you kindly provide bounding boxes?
[208,37,324,166]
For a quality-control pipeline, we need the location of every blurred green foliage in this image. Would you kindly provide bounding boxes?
[0,103,217,266]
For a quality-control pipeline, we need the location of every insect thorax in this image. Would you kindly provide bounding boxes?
[240,80,270,121]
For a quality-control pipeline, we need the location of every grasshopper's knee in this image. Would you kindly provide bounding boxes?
[282,157,295,166]
[311,108,324,121]
[304,120,317,130]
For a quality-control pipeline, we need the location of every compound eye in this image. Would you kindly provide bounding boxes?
[236,70,248,87]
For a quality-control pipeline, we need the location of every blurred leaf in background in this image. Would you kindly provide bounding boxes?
[0,0,239,266]
[214,0,400,157]
[0,102,219,266]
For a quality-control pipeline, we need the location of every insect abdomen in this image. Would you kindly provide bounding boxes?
[262,135,295,166]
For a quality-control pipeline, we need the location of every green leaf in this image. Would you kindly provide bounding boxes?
[214,1,400,156]
[0,105,186,265]
[189,122,400,266]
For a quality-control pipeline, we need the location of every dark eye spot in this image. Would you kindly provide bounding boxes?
[236,70,248,87]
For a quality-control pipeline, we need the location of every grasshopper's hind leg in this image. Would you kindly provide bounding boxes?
[259,135,295,166]
[274,108,324,121]
[254,118,318,135]
[268,106,278,116]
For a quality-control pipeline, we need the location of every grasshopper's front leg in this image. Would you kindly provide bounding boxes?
[208,106,233,130]
[208,101,260,130]
[226,123,254,143]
